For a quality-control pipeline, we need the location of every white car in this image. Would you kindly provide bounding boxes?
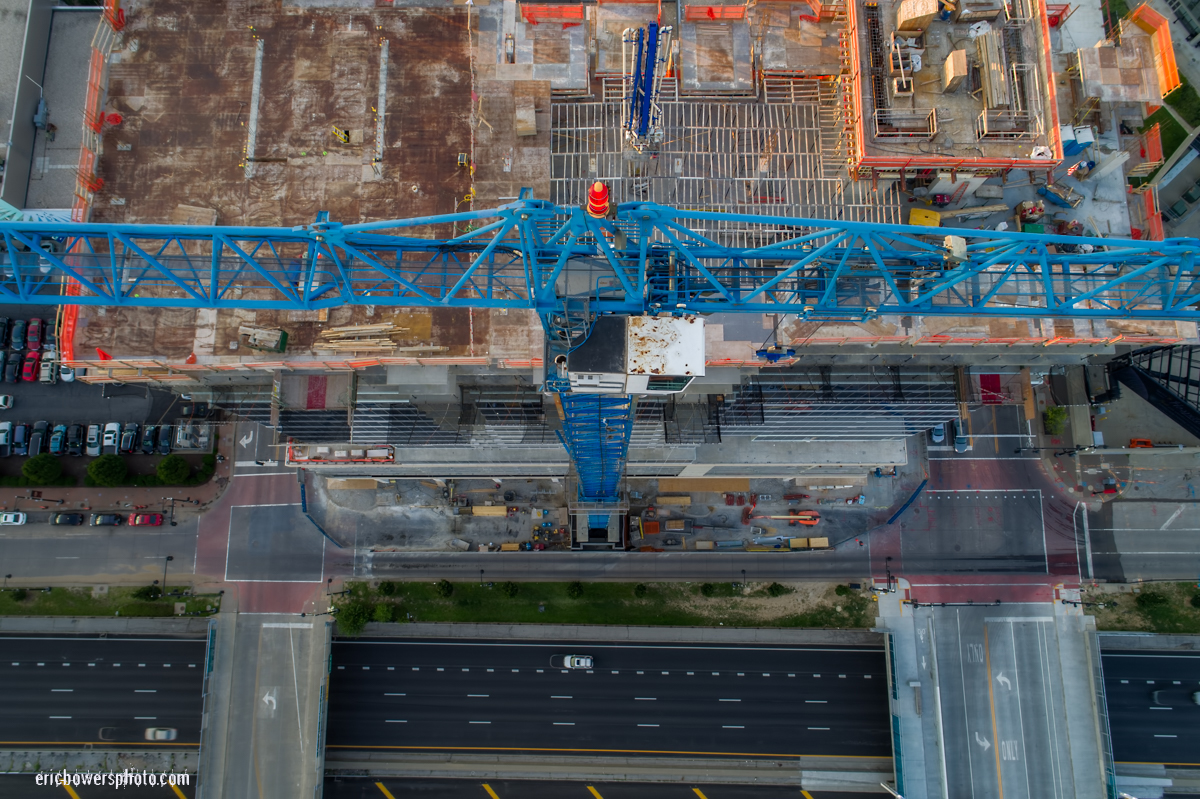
[85,424,101,457]
[0,395,12,410]
[102,422,121,454]
[0,512,27,525]
[930,423,945,444]
[59,365,75,382]
[563,655,593,669]
[143,727,177,741]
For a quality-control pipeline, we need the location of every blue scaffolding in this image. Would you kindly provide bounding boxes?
[557,394,634,502]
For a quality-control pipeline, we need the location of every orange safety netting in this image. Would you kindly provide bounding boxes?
[519,3,583,23]
[1128,4,1182,98]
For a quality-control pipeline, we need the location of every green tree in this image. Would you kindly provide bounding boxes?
[1136,591,1169,609]
[834,584,852,597]
[132,585,162,601]
[1191,594,1200,609]
[700,583,717,597]
[21,453,62,484]
[566,581,584,599]
[156,454,191,485]
[373,603,394,623]
[87,454,128,487]
[1042,406,1068,435]
[499,581,519,598]
[767,582,792,597]
[633,583,648,598]
[435,579,454,598]
[337,601,372,636]
[378,581,396,596]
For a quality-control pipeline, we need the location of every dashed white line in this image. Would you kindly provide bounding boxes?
[134,690,157,693]
[634,697,656,701]
[723,725,745,729]
[637,724,659,727]
[469,721,491,725]
[1149,707,1171,711]
[385,693,406,696]
[808,726,830,730]
[49,716,71,719]
[554,722,575,726]
[386,720,407,724]
[719,699,741,702]
[468,694,489,698]
[51,689,73,693]
[1155,734,1178,738]
[135,716,156,720]
[806,700,828,704]
[551,696,572,699]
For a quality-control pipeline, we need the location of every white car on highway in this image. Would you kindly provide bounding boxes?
[557,655,593,669]
[0,512,27,525]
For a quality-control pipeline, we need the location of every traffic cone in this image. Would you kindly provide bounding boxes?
[586,181,609,218]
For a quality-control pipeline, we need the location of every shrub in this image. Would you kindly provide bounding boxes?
[633,583,648,598]
[499,581,519,598]
[378,581,396,596]
[834,584,852,597]
[11,588,27,601]
[132,585,162,601]
[566,581,584,599]
[337,601,372,635]
[1136,591,1169,609]
[700,583,717,597]
[22,453,62,484]
[1043,406,1068,436]
[87,454,128,487]
[157,454,191,485]
[1191,594,1200,609]
[767,582,792,597]
[133,474,163,487]
[373,603,394,623]
[435,579,454,598]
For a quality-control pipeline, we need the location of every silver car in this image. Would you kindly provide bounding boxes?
[86,424,101,457]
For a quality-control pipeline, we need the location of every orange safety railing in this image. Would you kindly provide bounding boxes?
[1127,4,1181,98]
[684,5,746,20]
[519,3,584,23]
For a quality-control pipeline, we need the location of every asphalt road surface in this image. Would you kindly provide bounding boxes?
[326,639,890,759]
[324,778,879,799]
[1103,651,1200,766]
[0,635,206,748]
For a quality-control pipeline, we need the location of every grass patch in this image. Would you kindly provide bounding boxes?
[334,581,873,635]
[1084,583,1200,634]
[0,585,221,617]
[1166,74,1200,127]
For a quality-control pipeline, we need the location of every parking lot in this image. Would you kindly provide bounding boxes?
[0,304,195,479]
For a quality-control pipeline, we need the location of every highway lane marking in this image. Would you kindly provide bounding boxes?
[327,744,890,759]
[1104,653,1200,659]
[62,785,82,799]
[551,695,572,699]
[386,720,406,723]
[662,671,669,674]
[51,689,73,692]
[634,697,656,700]
[469,721,491,724]
[637,724,659,727]
[586,788,604,799]
[712,672,719,675]
[807,727,829,730]
[385,693,406,696]
[468,694,490,697]
[135,717,156,720]
[49,716,71,719]
[1155,734,1178,738]
[722,726,744,729]
[481,785,500,799]
[170,783,188,799]
[693,790,710,799]
[801,792,816,799]
[805,700,827,704]
[719,699,740,702]
[135,690,157,693]
[1149,707,1172,710]
[554,722,575,726]
[375,782,398,799]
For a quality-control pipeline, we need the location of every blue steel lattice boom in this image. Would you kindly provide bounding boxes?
[1,194,1197,325]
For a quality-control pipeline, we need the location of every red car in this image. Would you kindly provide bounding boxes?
[128,513,164,526]
[26,318,42,351]
[20,351,39,382]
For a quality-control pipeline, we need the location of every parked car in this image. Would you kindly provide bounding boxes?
[90,514,122,526]
[26,318,42,351]
[59,365,75,383]
[52,513,84,526]
[66,424,84,456]
[119,422,139,454]
[1168,199,1189,220]
[0,319,9,349]
[0,395,11,410]
[12,422,29,456]
[0,512,27,525]
[4,352,20,383]
[141,425,158,455]
[20,351,39,382]
[178,403,212,418]
[9,319,25,351]
[28,420,48,455]
[0,421,10,457]
[930,423,945,444]
[49,424,67,456]
[86,424,101,457]
[157,424,172,455]
[38,357,56,384]
[128,513,163,526]
[952,418,969,454]
[102,422,120,455]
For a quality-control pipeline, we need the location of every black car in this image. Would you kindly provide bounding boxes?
[178,403,212,418]
[11,423,28,456]
[4,352,19,384]
[28,420,48,455]
[66,424,84,456]
[158,424,172,455]
[119,422,139,454]
[90,514,122,526]
[52,513,84,526]
[9,319,25,351]
[0,318,9,349]
[141,425,158,455]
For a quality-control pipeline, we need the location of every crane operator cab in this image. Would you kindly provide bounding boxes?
[563,315,704,395]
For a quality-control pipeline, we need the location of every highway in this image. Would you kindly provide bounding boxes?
[324,779,880,799]
[0,635,207,748]
[1103,651,1200,766]
[326,639,890,759]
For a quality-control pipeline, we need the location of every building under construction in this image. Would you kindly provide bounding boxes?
[0,0,1194,483]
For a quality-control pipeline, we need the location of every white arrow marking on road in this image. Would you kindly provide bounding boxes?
[921,656,927,670]
[975,732,992,751]
[239,429,254,449]
[262,690,276,711]
[996,671,1011,690]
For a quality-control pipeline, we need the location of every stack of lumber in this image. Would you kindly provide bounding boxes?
[314,322,412,352]
[975,31,1009,107]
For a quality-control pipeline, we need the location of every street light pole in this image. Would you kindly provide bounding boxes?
[162,556,174,595]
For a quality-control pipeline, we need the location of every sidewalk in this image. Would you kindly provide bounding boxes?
[0,426,237,518]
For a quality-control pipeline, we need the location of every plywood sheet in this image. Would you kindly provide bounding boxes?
[658,477,751,492]
[327,479,378,489]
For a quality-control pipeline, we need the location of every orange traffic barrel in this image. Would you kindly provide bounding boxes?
[586,181,610,218]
